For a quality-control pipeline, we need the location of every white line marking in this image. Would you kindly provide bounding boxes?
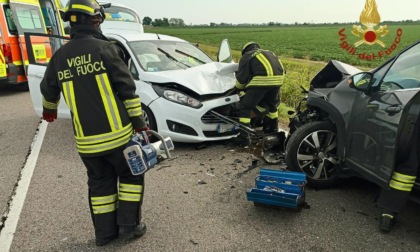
[0,121,48,252]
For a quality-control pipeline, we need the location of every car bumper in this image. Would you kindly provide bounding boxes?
[149,94,240,143]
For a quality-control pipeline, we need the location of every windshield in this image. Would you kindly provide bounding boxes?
[129,40,214,72]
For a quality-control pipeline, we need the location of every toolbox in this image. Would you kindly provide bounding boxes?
[246,169,307,211]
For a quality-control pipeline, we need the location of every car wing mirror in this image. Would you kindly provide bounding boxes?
[217,39,233,63]
[348,72,373,92]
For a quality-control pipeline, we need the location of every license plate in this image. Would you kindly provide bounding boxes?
[216,124,233,133]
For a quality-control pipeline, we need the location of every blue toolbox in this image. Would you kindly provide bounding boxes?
[246,169,307,211]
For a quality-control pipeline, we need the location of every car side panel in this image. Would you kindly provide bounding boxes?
[346,89,420,188]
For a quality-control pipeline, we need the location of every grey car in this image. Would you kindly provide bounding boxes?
[285,40,420,202]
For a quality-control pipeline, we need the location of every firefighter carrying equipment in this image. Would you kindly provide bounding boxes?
[40,25,145,157]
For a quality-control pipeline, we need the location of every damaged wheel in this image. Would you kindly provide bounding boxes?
[285,121,340,188]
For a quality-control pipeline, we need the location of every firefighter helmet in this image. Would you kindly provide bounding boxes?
[61,0,105,22]
[241,42,260,55]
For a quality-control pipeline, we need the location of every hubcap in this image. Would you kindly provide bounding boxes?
[297,130,339,180]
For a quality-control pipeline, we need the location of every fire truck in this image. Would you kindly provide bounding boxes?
[0,0,65,89]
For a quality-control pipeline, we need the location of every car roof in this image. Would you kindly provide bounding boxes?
[98,1,139,13]
[104,32,188,43]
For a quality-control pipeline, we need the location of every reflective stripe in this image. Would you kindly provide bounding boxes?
[256,105,266,113]
[127,107,142,117]
[392,172,416,183]
[124,97,143,117]
[239,118,251,124]
[256,53,273,76]
[92,203,117,214]
[120,183,142,193]
[63,81,83,137]
[42,96,58,110]
[76,125,132,154]
[91,194,117,205]
[91,194,118,214]
[267,111,278,119]
[76,122,132,144]
[390,179,414,192]
[71,4,95,14]
[119,192,141,202]
[96,73,122,131]
[123,97,141,108]
[247,75,284,88]
[235,80,246,90]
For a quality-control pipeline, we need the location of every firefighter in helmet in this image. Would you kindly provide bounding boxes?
[234,42,285,146]
[41,0,147,246]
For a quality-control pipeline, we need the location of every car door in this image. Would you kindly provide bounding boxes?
[346,42,420,188]
[25,32,70,118]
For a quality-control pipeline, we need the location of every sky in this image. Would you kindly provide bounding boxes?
[103,0,420,25]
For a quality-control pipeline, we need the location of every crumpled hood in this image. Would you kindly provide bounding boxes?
[140,62,239,94]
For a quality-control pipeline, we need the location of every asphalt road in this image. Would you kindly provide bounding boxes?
[1,86,420,251]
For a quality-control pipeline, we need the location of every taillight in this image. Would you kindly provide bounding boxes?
[2,44,12,64]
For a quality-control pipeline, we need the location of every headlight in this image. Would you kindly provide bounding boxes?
[163,90,202,108]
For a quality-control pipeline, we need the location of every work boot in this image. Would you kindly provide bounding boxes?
[120,222,147,240]
[379,212,396,233]
[95,234,118,247]
[263,118,279,134]
[233,131,251,147]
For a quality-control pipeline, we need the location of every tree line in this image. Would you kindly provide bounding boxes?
[142,17,420,27]
[142,17,185,27]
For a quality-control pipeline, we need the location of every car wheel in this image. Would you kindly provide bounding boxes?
[142,104,157,131]
[285,121,340,188]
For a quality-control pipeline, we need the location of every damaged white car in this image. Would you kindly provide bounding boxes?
[24,31,240,143]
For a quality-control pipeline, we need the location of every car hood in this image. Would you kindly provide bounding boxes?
[140,62,239,95]
[311,60,362,88]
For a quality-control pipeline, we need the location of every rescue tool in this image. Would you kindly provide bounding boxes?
[124,130,174,175]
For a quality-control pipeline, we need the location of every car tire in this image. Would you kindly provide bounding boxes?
[142,104,158,141]
[285,121,340,188]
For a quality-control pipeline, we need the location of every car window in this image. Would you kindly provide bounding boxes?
[104,6,140,23]
[379,43,420,91]
[15,5,45,33]
[129,40,213,72]
[3,5,18,34]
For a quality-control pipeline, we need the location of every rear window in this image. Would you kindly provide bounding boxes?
[3,5,17,35]
[104,6,140,23]
[8,3,45,34]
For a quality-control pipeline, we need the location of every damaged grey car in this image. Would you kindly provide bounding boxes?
[284,40,420,200]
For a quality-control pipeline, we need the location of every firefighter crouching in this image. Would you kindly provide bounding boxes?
[234,42,285,146]
[41,0,148,246]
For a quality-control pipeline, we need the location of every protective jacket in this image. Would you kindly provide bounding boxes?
[41,25,143,157]
[235,49,285,90]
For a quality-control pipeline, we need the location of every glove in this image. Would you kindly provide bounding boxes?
[135,126,149,133]
[42,111,57,123]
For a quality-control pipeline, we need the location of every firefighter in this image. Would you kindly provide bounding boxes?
[40,0,147,246]
[234,42,285,146]
[376,117,419,232]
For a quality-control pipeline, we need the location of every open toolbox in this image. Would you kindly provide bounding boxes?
[246,168,307,211]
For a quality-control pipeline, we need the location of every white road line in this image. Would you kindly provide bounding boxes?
[0,121,48,252]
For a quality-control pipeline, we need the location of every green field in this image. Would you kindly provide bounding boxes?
[144,24,420,123]
[146,24,420,68]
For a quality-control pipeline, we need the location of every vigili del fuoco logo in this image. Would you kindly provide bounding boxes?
[338,0,403,61]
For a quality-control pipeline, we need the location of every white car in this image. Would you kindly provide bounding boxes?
[25,32,240,143]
